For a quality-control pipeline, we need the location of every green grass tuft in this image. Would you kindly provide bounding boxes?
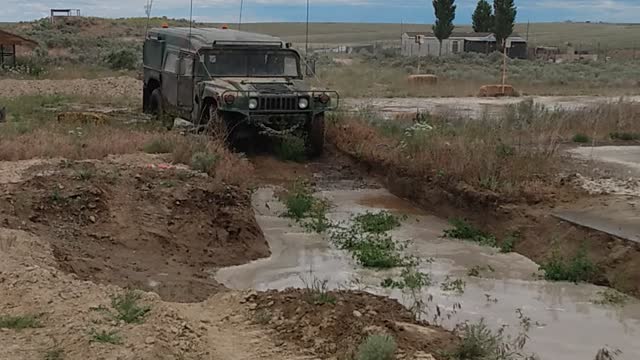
[275,136,306,162]
[353,211,403,233]
[90,329,123,345]
[356,334,397,360]
[572,133,591,143]
[190,151,218,173]
[444,219,498,247]
[143,138,174,154]
[539,247,596,283]
[110,290,151,324]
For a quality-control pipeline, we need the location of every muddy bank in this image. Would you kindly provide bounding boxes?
[0,158,269,302]
[251,289,458,360]
[328,134,640,298]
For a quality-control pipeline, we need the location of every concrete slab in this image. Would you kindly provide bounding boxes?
[569,146,640,177]
[554,197,640,244]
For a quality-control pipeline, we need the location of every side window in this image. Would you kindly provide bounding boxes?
[164,52,179,73]
[180,55,194,76]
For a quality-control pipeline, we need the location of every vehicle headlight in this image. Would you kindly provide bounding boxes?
[248,98,258,110]
[298,97,309,109]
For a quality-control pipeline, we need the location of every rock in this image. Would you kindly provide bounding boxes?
[145,336,156,345]
[89,215,96,223]
[267,301,275,307]
[173,118,194,130]
[352,310,362,318]
[248,303,258,310]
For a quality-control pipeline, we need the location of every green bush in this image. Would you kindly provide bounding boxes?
[190,152,218,173]
[353,211,403,233]
[444,219,498,247]
[540,248,596,283]
[283,180,316,220]
[105,49,138,70]
[90,329,123,344]
[356,334,397,360]
[572,133,591,143]
[275,136,306,162]
[610,132,640,141]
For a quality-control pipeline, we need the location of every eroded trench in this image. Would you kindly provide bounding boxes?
[216,173,640,360]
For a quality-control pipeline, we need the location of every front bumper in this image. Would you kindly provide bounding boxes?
[219,90,339,115]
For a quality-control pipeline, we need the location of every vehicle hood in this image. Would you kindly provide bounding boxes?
[203,78,311,94]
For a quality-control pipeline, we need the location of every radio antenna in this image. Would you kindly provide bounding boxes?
[305,0,310,56]
[239,0,244,30]
[189,0,194,51]
[144,0,154,38]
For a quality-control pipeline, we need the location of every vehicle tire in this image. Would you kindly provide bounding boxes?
[200,101,228,140]
[306,113,325,157]
[149,88,164,119]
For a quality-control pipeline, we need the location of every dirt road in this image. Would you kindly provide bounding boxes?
[345,95,640,119]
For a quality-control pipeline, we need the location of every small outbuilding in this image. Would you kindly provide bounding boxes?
[401,32,528,59]
[0,29,38,67]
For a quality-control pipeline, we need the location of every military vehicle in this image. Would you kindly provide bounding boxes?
[142,26,338,156]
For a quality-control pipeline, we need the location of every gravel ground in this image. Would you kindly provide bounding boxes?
[0,77,142,99]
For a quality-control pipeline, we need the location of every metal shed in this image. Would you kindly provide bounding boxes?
[0,29,38,67]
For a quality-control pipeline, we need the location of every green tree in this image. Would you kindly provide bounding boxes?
[432,0,457,56]
[472,0,493,33]
[493,0,517,51]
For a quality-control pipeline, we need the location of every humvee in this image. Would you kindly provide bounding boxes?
[142,26,338,156]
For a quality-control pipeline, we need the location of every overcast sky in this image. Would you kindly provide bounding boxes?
[2,0,640,23]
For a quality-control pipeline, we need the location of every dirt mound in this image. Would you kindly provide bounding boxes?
[249,289,458,360]
[0,77,141,98]
[0,159,269,302]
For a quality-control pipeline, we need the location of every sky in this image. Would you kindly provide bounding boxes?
[2,0,640,24]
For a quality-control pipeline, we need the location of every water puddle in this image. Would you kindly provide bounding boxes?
[216,187,640,360]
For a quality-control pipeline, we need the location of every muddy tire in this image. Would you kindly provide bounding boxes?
[306,113,325,157]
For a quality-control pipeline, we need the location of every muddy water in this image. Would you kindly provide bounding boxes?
[216,187,640,360]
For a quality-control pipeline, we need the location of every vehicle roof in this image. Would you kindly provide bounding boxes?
[147,27,286,51]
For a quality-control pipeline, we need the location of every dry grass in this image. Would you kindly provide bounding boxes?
[0,94,252,186]
[328,100,640,203]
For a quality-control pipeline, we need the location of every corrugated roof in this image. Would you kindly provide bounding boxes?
[0,29,38,47]
[148,27,285,51]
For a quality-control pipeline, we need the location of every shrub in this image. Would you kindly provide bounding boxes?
[111,291,151,324]
[190,151,218,173]
[275,136,306,162]
[540,248,596,283]
[0,314,41,329]
[572,133,591,143]
[301,275,336,305]
[356,334,397,360]
[143,138,174,154]
[105,49,138,70]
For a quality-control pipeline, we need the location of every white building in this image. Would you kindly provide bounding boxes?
[401,32,528,59]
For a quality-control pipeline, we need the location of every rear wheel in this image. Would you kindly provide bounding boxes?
[149,89,172,129]
[306,113,325,157]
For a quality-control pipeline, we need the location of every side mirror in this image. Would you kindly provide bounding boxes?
[305,59,316,77]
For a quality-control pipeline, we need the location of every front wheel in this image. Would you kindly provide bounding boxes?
[306,113,325,157]
[199,101,228,140]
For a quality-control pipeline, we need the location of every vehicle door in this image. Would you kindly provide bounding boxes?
[177,53,195,111]
[161,51,179,107]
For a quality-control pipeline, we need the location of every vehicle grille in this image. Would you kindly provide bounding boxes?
[258,96,298,111]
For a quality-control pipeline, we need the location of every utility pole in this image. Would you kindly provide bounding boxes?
[238,0,244,30]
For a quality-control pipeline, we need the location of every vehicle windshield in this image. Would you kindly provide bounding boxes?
[199,49,300,77]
